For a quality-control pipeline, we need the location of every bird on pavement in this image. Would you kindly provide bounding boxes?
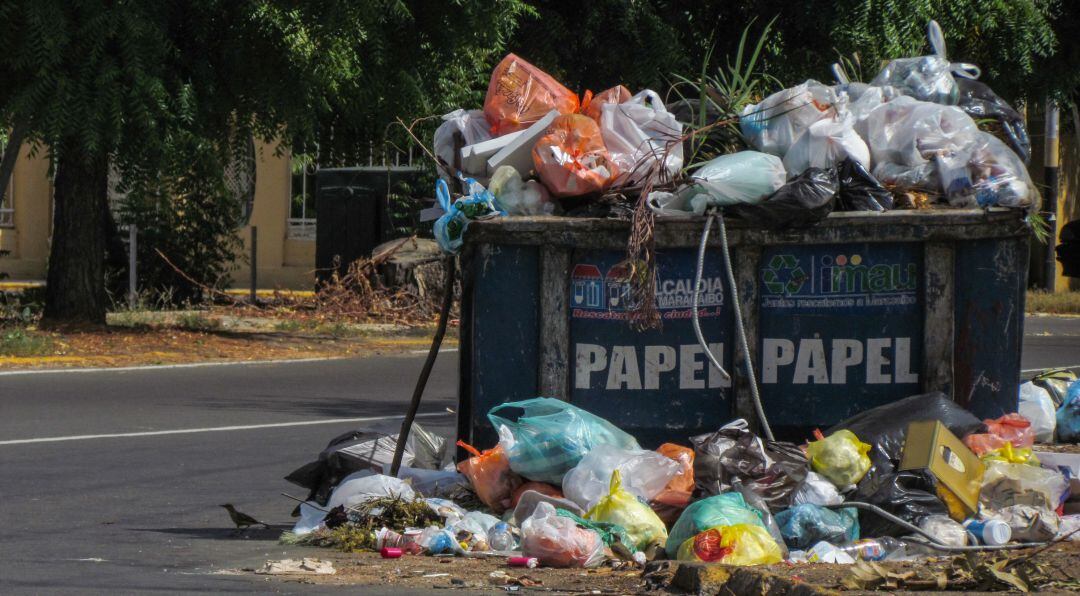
[220,504,269,531]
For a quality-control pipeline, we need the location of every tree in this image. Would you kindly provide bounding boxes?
[0,0,528,324]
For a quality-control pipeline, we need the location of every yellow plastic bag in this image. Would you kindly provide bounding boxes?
[675,524,783,565]
[585,469,668,550]
[981,442,1040,466]
[806,429,871,487]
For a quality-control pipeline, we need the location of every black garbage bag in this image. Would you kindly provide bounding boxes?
[955,78,1031,164]
[691,419,809,510]
[729,167,838,229]
[837,158,893,211]
[853,470,951,537]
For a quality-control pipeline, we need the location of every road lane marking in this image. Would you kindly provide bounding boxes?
[0,357,350,376]
[0,412,451,446]
[409,348,458,354]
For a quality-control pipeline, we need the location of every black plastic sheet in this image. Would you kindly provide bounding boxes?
[729,167,837,229]
[691,420,808,510]
[837,158,893,211]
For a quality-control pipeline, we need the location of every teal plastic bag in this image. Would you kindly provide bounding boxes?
[1056,380,1080,443]
[775,504,859,550]
[665,492,767,558]
[489,398,639,485]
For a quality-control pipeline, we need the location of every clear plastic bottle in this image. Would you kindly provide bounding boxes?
[487,521,517,552]
[837,537,907,561]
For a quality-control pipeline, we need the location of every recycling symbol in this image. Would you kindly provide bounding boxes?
[762,254,807,295]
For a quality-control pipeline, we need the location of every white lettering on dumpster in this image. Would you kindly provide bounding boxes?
[575,343,730,390]
[761,337,919,385]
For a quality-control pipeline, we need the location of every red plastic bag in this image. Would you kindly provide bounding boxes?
[532,114,619,197]
[511,481,564,509]
[580,85,631,122]
[651,443,695,526]
[962,413,1035,456]
[484,54,579,136]
[456,440,523,513]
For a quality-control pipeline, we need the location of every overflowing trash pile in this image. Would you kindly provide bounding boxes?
[280,373,1080,573]
[430,22,1036,254]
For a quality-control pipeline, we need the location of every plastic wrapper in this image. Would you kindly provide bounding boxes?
[599,90,683,187]
[532,114,618,197]
[782,113,870,175]
[740,81,837,156]
[585,470,669,550]
[581,85,632,121]
[919,514,968,547]
[433,178,504,254]
[521,501,606,568]
[837,158,893,211]
[981,461,1069,512]
[994,504,1060,543]
[665,492,767,558]
[455,441,523,514]
[488,165,556,215]
[1019,382,1057,443]
[728,167,838,230]
[433,109,493,179]
[688,151,786,209]
[1058,380,1080,443]
[691,419,808,509]
[775,504,859,550]
[489,397,640,485]
[484,53,578,136]
[675,524,783,565]
[962,413,1036,456]
[562,443,680,511]
[792,471,844,507]
[326,473,415,511]
[955,77,1030,164]
[940,131,1038,209]
[651,443,695,526]
[806,429,871,489]
[981,442,1040,466]
[511,482,563,509]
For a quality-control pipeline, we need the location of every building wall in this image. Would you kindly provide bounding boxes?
[0,139,317,289]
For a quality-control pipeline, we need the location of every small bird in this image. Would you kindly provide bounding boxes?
[220,504,269,531]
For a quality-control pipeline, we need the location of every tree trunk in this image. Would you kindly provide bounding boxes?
[43,142,109,324]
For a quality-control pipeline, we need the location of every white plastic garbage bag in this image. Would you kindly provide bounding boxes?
[782,113,870,175]
[869,21,980,106]
[1019,381,1057,443]
[488,165,556,215]
[447,511,501,537]
[940,131,1038,209]
[863,95,979,168]
[562,444,681,510]
[791,471,844,507]
[434,109,493,179]
[688,151,786,210]
[386,466,470,497]
[292,502,328,536]
[326,472,416,511]
[599,90,684,186]
[740,81,836,157]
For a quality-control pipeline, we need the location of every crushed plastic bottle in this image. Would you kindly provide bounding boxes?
[836,537,907,561]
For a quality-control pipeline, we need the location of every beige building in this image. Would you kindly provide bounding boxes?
[0,140,317,289]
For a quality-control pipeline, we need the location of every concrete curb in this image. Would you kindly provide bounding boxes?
[671,562,837,596]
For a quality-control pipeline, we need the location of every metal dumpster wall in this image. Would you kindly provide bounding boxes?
[459,210,1030,447]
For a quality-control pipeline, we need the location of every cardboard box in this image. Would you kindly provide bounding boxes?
[899,420,985,514]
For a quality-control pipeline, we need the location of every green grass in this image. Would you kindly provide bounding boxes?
[175,312,222,331]
[0,327,55,357]
[1027,290,1080,315]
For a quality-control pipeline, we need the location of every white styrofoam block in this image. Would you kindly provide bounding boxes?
[487,110,560,177]
[459,130,524,177]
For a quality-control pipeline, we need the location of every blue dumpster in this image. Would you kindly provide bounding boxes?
[457,209,1029,447]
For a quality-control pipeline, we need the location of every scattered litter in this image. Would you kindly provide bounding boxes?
[256,558,335,575]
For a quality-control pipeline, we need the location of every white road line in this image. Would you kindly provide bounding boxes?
[0,412,451,446]
[1022,365,1080,374]
[0,357,348,377]
[409,348,458,354]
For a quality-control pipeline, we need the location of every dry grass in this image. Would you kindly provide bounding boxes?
[1027,290,1080,315]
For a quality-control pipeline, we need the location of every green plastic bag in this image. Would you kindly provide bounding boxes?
[489,398,639,485]
[665,492,766,558]
[585,470,668,551]
[806,429,871,488]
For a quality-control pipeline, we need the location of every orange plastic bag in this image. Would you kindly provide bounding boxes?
[511,481,564,509]
[962,413,1035,456]
[532,114,619,197]
[651,443,695,526]
[581,85,632,122]
[456,440,523,514]
[484,54,579,136]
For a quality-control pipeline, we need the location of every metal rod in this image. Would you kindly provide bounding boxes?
[1044,99,1060,292]
[390,256,456,477]
[128,224,137,308]
[250,226,258,304]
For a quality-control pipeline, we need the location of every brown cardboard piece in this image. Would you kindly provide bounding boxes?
[899,420,985,514]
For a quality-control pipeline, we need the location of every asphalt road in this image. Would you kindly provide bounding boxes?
[1,316,1079,594]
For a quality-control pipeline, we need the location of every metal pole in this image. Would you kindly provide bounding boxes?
[128,224,137,308]
[250,226,258,304]
[1044,100,1060,292]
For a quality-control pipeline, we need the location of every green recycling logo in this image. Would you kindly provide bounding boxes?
[763,254,807,295]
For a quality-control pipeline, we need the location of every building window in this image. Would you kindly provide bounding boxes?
[289,158,317,240]
[0,175,13,228]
